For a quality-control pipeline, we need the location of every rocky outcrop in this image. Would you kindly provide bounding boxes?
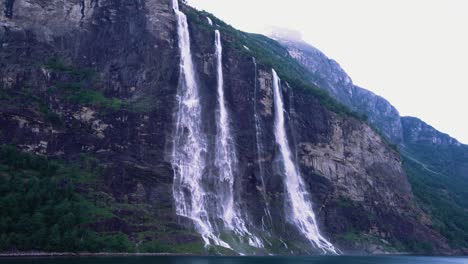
[0,0,453,255]
[402,117,461,146]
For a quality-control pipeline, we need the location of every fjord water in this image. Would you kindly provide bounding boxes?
[2,256,467,264]
[271,70,337,254]
[171,0,227,248]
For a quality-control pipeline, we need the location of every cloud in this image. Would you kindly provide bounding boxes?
[267,26,303,42]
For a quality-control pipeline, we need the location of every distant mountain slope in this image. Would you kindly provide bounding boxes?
[272,35,403,144]
[272,31,468,252]
[402,117,468,251]
[401,116,468,191]
[402,117,462,147]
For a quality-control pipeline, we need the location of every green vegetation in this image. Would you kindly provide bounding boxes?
[39,104,64,128]
[342,230,361,242]
[403,154,468,248]
[336,196,356,208]
[139,240,172,253]
[401,239,434,253]
[45,57,97,81]
[57,85,124,111]
[404,143,468,187]
[370,125,400,154]
[0,145,134,252]
[184,6,365,121]
[0,146,207,253]
[139,241,205,254]
[0,57,125,128]
[0,87,64,128]
[45,57,124,111]
[338,230,400,252]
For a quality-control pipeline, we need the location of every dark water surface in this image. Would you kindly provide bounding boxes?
[1,256,467,264]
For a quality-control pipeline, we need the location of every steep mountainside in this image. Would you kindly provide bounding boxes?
[272,35,403,144]
[401,117,468,252]
[272,31,468,253]
[0,0,457,255]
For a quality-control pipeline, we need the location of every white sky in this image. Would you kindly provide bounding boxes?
[187,0,468,144]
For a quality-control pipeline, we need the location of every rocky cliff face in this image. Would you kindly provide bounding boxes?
[1,0,189,251]
[0,0,452,255]
[288,91,448,253]
[402,117,461,146]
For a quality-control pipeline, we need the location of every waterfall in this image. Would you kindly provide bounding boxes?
[171,0,230,249]
[171,0,333,252]
[253,58,273,230]
[214,30,263,248]
[271,69,338,254]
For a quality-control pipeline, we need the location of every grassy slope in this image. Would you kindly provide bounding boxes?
[403,145,468,249]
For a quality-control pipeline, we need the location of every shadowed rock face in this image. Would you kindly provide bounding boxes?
[3,0,14,18]
[0,0,188,246]
[0,0,452,254]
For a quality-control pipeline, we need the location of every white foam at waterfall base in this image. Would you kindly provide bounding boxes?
[171,0,230,249]
[271,69,338,254]
[214,30,263,249]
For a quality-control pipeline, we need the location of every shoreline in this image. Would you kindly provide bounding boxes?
[0,252,191,258]
[0,252,466,258]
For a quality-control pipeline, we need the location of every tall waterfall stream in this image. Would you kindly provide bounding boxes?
[170,0,337,253]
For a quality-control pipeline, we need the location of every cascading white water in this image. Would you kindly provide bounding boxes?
[206,17,213,26]
[271,69,338,254]
[172,0,333,252]
[171,0,230,249]
[214,31,263,248]
[253,57,273,230]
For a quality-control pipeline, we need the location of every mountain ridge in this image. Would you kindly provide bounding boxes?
[270,30,466,148]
